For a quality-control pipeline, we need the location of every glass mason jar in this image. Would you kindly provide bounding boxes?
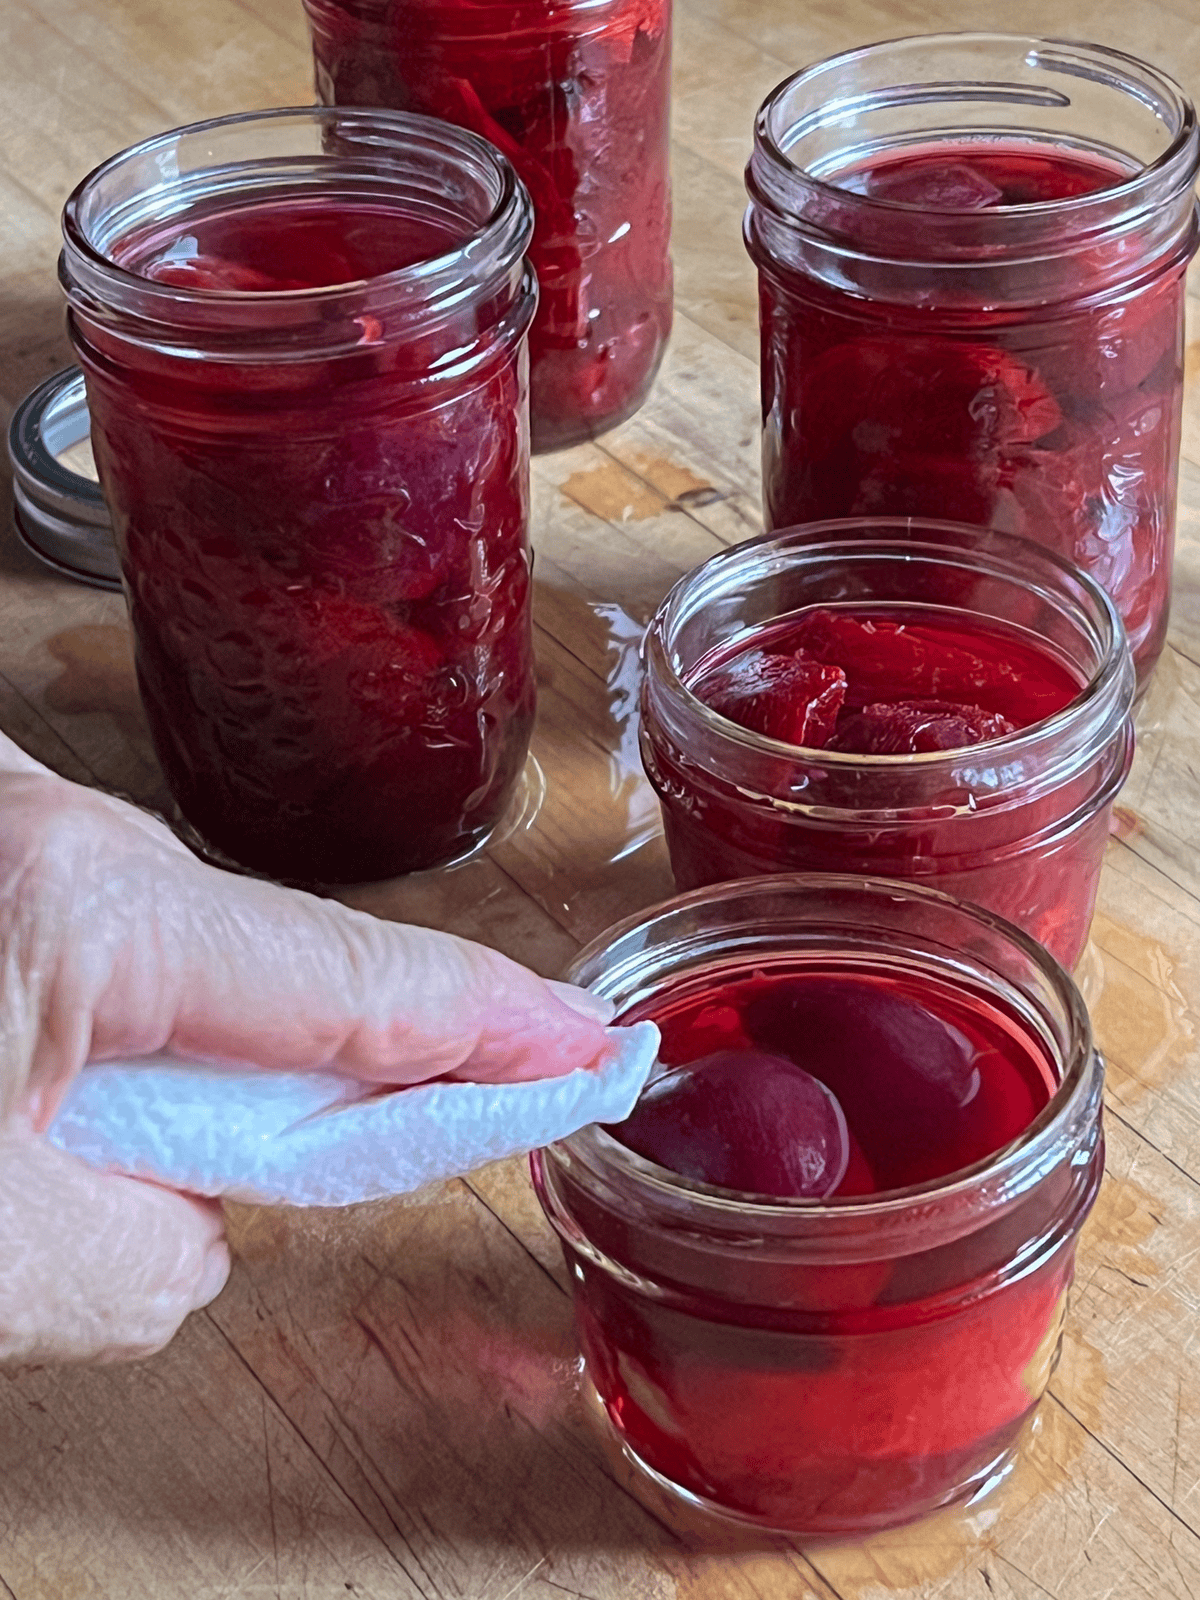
[639,519,1135,973]
[745,34,1200,693]
[61,108,537,886]
[304,0,673,452]
[533,875,1104,1538]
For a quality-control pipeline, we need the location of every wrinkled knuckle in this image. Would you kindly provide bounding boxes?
[0,777,103,886]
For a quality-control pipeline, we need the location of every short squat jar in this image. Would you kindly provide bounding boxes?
[305,0,673,452]
[533,876,1104,1537]
[745,34,1200,691]
[639,519,1135,973]
[61,108,537,886]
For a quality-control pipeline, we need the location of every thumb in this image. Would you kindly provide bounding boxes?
[0,731,53,779]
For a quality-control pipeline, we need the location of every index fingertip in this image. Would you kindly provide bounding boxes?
[548,980,615,1024]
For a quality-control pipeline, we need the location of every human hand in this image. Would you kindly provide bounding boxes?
[0,734,612,1366]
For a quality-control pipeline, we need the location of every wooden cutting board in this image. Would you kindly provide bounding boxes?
[1,0,1200,1594]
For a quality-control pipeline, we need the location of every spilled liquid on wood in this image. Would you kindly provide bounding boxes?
[561,454,716,524]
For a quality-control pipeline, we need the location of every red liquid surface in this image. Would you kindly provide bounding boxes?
[614,965,1056,1193]
[756,143,1188,688]
[839,146,1118,206]
[120,199,467,289]
[84,195,534,884]
[646,603,1117,969]
[306,0,673,449]
[690,604,1079,754]
[547,960,1087,1535]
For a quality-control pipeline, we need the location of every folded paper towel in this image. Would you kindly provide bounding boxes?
[45,1020,659,1207]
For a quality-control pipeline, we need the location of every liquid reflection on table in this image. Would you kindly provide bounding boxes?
[1,0,1200,1595]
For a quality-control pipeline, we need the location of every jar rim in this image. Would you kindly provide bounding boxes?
[551,871,1098,1224]
[62,105,526,302]
[644,516,1132,774]
[306,0,666,38]
[60,106,536,366]
[749,32,1200,268]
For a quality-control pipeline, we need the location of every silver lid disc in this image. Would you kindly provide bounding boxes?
[7,366,122,591]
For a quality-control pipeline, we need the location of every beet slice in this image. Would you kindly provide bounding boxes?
[695,649,847,747]
[830,698,1016,755]
[609,1048,850,1199]
[743,976,1001,1191]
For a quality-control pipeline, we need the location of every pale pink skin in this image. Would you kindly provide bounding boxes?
[0,733,612,1367]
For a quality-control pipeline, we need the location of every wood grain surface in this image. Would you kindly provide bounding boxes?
[2,0,1200,1595]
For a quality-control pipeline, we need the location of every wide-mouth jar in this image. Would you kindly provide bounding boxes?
[533,874,1104,1538]
[61,107,537,886]
[745,33,1200,691]
[304,0,673,452]
[639,517,1135,972]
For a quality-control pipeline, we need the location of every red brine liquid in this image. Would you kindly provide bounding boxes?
[305,0,673,450]
[757,143,1188,688]
[563,959,1072,1534]
[85,194,534,884]
[613,965,1056,1193]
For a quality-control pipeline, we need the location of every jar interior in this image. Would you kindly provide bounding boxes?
[568,877,1089,1204]
[661,529,1111,723]
[767,34,1186,186]
[68,110,506,280]
[610,947,1063,1199]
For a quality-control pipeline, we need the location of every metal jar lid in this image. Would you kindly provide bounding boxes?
[7,366,122,590]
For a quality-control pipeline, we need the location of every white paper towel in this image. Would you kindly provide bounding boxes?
[45,1021,659,1207]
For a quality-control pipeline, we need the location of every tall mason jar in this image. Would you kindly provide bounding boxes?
[304,0,673,452]
[61,108,537,886]
[533,875,1105,1538]
[745,35,1200,692]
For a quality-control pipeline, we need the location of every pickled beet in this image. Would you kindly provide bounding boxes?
[698,650,845,746]
[829,700,1015,755]
[610,1048,849,1198]
[783,607,1075,722]
[621,964,1053,1195]
[690,605,1076,754]
[737,972,1050,1189]
[755,143,1188,685]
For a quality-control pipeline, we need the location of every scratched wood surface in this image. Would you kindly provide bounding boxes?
[2,0,1200,1596]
